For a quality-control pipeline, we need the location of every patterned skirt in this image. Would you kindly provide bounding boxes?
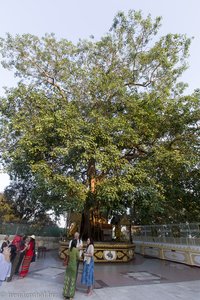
[19,255,32,277]
[81,258,94,287]
[63,267,77,298]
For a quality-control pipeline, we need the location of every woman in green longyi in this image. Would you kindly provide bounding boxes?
[63,239,79,300]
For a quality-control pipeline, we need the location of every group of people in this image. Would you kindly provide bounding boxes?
[0,234,36,284]
[63,232,94,300]
[1,232,94,299]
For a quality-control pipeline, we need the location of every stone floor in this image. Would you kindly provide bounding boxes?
[1,250,200,299]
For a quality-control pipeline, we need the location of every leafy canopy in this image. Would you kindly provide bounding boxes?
[0,10,199,224]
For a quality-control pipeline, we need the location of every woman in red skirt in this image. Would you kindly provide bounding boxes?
[19,235,35,278]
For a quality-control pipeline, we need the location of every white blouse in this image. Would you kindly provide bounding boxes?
[84,244,94,265]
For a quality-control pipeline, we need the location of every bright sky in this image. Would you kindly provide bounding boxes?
[0,0,199,191]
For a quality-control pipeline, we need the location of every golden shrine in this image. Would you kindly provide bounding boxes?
[59,212,135,263]
[59,241,135,263]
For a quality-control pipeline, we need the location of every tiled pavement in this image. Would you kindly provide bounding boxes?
[1,250,200,299]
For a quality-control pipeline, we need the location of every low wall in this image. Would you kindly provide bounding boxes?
[59,241,135,263]
[134,240,200,267]
[0,234,60,250]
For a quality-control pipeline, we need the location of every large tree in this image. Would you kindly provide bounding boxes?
[0,11,199,238]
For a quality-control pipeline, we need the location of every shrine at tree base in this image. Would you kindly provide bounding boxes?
[59,241,135,263]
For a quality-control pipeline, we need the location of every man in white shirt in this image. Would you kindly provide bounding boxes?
[69,232,83,259]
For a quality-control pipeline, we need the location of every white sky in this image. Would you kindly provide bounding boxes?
[0,0,199,191]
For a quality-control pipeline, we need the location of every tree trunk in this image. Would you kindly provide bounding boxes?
[80,209,91,240]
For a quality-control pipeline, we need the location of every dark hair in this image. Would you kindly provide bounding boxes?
[22,235,27,241]
[86,237,94,250]
[70,239,77,251]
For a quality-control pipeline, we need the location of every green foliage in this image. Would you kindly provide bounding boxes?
[0,193,19,222]
[0,10,199,224]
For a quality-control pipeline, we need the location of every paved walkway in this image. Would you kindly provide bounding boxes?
[1,250,200,299]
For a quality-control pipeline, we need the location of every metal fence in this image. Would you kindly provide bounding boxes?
[0,222,64,237]
[132,223,200,246]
